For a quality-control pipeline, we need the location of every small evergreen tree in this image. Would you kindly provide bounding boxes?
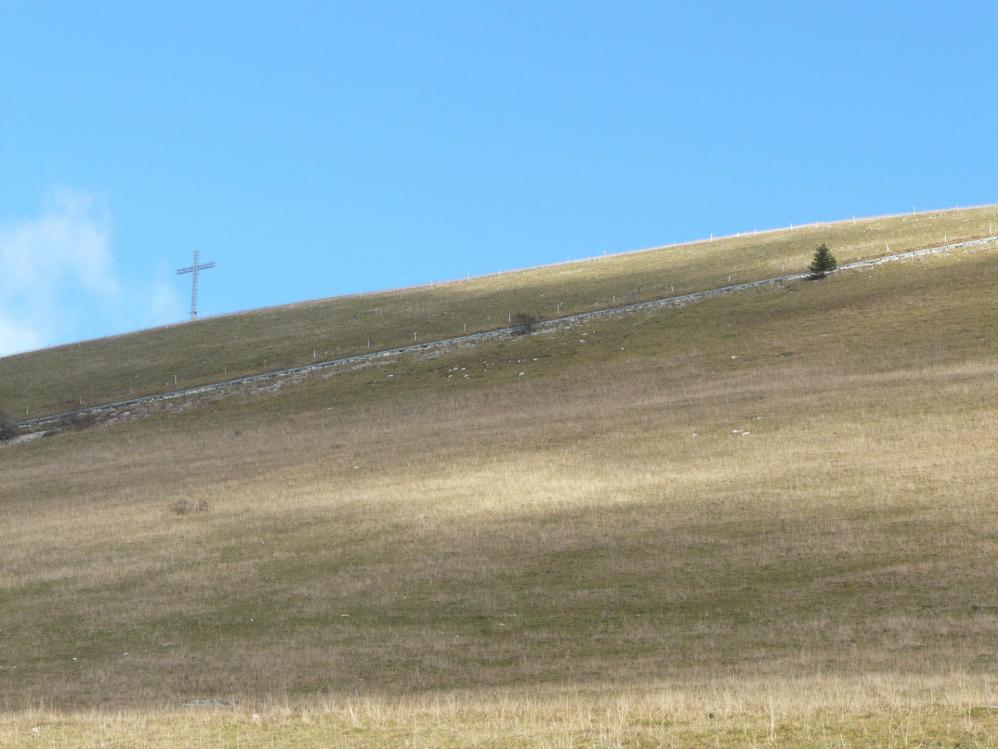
[809,244,837,278]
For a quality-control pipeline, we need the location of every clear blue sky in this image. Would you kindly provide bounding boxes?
[1,1,995,355]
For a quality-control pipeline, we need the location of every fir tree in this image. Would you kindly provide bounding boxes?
[808,244,837,278]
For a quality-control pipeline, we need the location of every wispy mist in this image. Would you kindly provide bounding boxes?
[0,189,184,356]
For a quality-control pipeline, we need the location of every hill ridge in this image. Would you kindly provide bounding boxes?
[12,233,996,435]
[3,204,995,360]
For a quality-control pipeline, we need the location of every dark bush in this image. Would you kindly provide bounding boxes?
[0,409,16,441]
[170,499,210,515]
[511,312,538,336]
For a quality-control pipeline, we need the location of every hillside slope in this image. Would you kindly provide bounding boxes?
[2,206,997,419]
[1,224,996,746]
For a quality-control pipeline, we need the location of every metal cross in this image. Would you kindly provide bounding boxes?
[176,250,216,320]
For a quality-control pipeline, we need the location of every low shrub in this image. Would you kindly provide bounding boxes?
[0,409,16,441]
[170,499,210,515]
[511,312,538,336]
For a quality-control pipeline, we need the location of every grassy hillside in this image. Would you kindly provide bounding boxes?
[2,206,997,419]
[1,231,996,746]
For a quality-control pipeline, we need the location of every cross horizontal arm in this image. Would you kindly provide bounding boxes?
[177,261,216,274]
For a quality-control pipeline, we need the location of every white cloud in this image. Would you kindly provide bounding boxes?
[0,188,184,356]
[0,316,43,356]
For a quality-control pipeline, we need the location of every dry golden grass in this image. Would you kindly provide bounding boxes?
[1,245,997,745]
[2,680,996,748]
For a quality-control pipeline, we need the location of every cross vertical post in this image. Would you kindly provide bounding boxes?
[176,250,217,320]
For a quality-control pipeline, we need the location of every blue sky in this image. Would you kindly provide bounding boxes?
[1,1,996,355]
